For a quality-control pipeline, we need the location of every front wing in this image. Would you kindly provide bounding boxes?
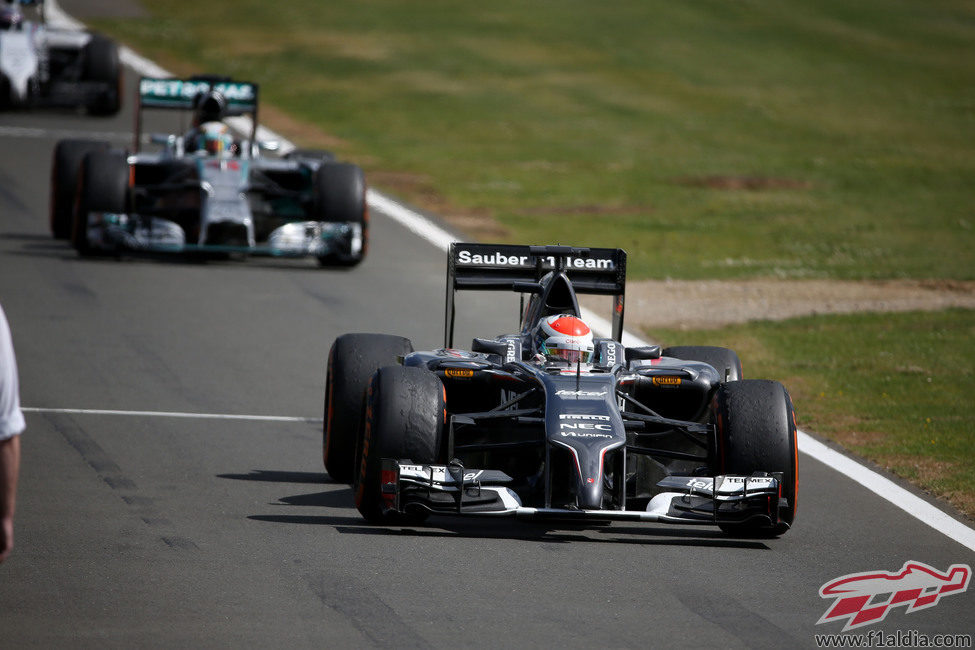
[381,459,784,528]
[83,212,362,259]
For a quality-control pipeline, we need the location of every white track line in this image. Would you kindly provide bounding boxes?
[0,126,131,140]
[799,434,975,552]
[22,407,321,423]
[366,189,457,252]
[47,0,975,552]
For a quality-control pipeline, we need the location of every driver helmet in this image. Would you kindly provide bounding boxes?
[534,314,594,365]
[197,121,234,156]
[193,90,227,125]
[0,7,22,29]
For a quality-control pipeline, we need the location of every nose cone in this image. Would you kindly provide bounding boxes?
[577,470,605,510]
[554,439,623,510]
[540,372,625,510]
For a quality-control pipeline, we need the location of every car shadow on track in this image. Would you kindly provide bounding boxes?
[218,469,327,484]
[219,468,349,508]
[2,235,360,271]
[0,232,60,241]
[1,232,72,257]
[248,513,769,549]
[231,469,771,549]
[18,248,359,271]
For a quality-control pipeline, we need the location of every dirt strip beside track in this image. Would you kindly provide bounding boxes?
[607,279,975,330]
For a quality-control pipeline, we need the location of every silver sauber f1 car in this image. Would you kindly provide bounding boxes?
[49,76,367,266]
[323,243,799,536]
[0,0,120,114]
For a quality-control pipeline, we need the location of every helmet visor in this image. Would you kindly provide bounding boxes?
[541,343,593,365]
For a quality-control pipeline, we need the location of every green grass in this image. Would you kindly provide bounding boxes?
[652,309,975,516]
[93,0,975,280]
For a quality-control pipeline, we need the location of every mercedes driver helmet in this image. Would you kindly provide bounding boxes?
[193,90,227,125]
[534,314,594,365]
[197,121,234,156]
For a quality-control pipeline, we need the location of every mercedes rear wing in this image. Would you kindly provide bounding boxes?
[134,76,260,152]
[445,243,627,347]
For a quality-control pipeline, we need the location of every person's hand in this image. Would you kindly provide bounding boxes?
[0,515,12,563]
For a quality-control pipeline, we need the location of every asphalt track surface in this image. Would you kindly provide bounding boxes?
[2,16,975,650]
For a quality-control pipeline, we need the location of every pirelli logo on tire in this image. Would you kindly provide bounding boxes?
[652,376,682,387]
[354,383,375,508]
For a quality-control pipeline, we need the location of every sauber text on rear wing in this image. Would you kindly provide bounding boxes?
[445,242,627,347]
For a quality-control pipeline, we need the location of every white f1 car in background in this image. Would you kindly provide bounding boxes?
[0,0,120,114]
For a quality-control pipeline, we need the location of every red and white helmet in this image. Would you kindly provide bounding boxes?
[534,314,594,365]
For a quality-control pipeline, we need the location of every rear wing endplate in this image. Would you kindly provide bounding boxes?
[445,242,627,347]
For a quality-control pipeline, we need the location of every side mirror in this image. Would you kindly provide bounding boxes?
[472,337,522,363]
[471,338,508,357]
[625,345,662,362]
[258,140,280,152]
[149,133,176,146]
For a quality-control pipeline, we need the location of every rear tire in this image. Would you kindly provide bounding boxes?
[82,35,122,116]
[323,333,414,484]
[663,345,742,382]
[0,74,11,110]
[50,139,109,239]
[72,150,129,256]
[354,366,445,523]
[312,162,368,267]
[713,379,798,537]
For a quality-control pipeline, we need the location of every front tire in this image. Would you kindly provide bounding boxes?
[50,139,110,239]
[72,150,129,256]
[713,379,798,536]
[354,366,445,523]
[313,162,368,267]
[82,35,122,116]
[323,333,414,484]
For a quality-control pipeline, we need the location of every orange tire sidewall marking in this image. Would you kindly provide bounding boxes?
[354,381,374,508]
[323,347,335,464]
[791,401,799,517]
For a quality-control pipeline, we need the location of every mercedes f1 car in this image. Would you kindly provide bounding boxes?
[323,243,798,536]
[49,76,367,266]
[0,0,121,114]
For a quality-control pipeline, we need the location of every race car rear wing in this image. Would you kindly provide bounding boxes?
[445,242,627,347]
[134,76,260,152]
